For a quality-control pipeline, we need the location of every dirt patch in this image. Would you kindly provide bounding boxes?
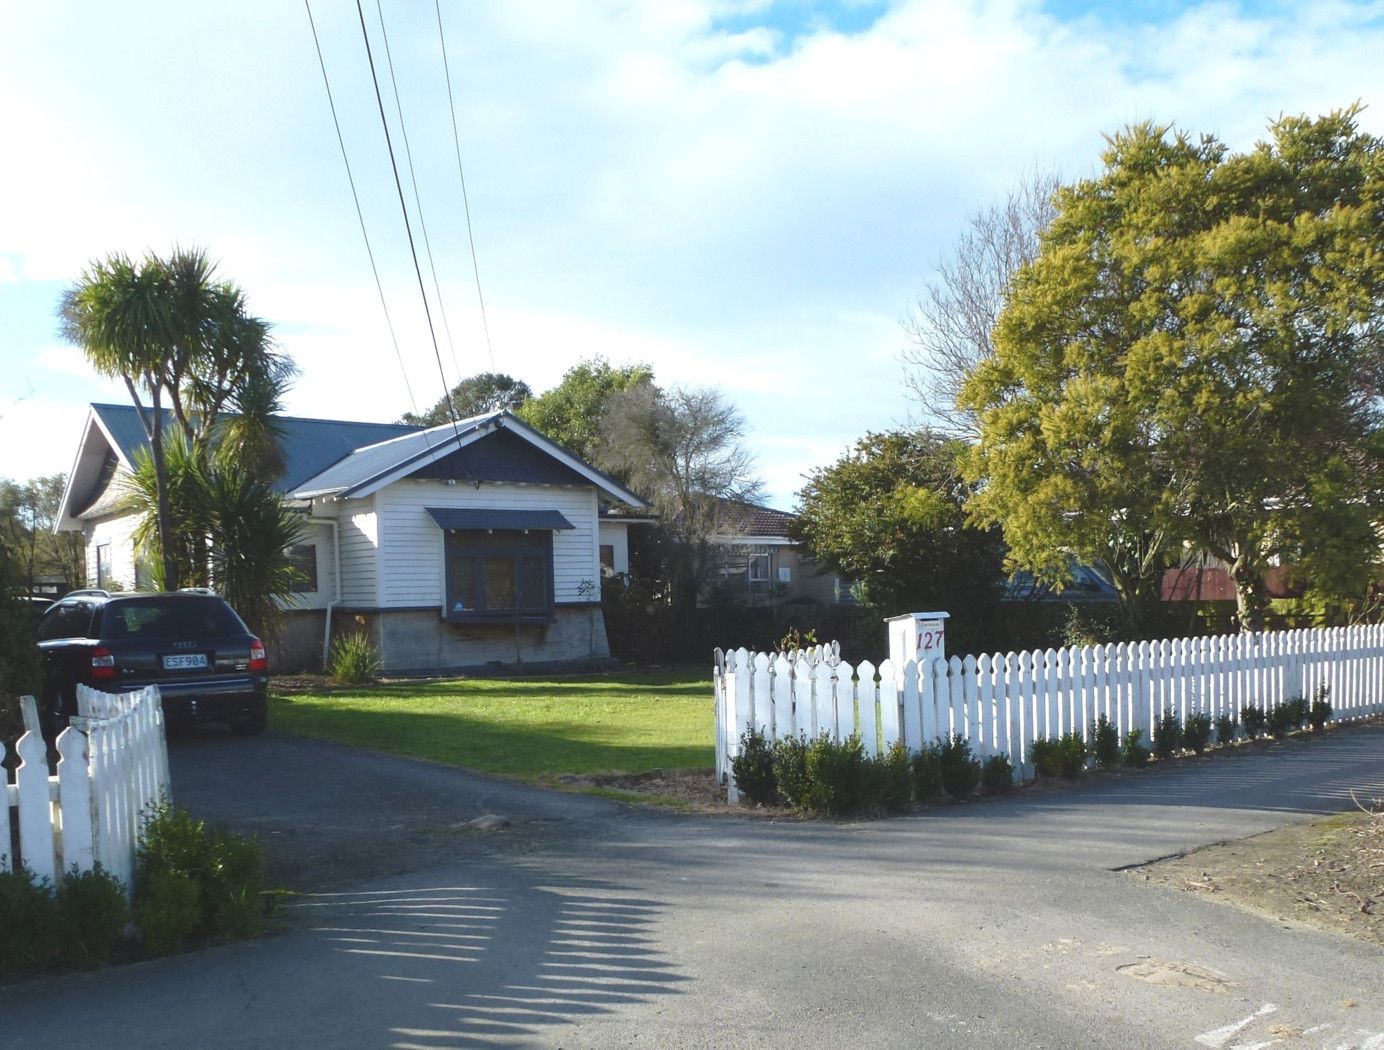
[1135,808,1384,948]
[1114,958,1236,993]
[550,768,801,818]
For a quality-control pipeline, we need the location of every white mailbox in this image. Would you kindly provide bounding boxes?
[885,611,949,668]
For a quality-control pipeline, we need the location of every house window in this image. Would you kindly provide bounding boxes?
[444,529,553,622]
[286,544,319,593]
[748,552,770,589]
[96,544,112,589]
[599,544,615,576]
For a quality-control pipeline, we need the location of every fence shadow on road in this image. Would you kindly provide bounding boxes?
[289,873,687,1048]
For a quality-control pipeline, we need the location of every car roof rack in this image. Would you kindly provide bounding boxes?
[177,587,220,596]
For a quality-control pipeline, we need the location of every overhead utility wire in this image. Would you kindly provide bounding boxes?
[303,0,434,453]
[372,0,464,388]
[353,0,465,446]
[435,0,496,370]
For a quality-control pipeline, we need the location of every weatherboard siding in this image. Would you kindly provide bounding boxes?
[375,480,601,608]
[84,513,139,590]
[337,501,380,606]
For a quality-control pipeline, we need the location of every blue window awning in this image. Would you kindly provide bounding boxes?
[426,507,576,532]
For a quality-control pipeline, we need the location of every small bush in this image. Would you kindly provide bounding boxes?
[1121,727,1150,767]
[774,626,819,656]
[772,735,810,808]
[938,734,982,799]
[732,727,778,806]
[1241,704,1268,740]
[136,870,201,957]
[1214,714,1236,747]
[1030,737,1062,779]
[1153,714,1181,759]
[866,741,913,814]
[910,741,945,802]
[328,632,383,684]
[806,733,869,816]
[1088,715,1120,769]
[56,865,128,967]
[0,868,62,978]
[1056,733,1087,779]
[136,804,269,952]
[1182,713,1212,755]
[1268,698,1308,738]
[981,753,1014,795]
[1310,688,1332,732]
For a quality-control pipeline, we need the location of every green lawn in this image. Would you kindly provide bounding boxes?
[270,670,714,780]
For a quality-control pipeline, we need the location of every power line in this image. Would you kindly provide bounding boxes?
[435,0,496,371]
[372,0,464,388]
[303,0,432,444]
[352,0,465,444]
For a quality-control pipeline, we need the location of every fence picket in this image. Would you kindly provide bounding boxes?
[857,660,879,756]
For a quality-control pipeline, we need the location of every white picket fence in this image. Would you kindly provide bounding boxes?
[714,624,1384,801]
[2,685,171,894]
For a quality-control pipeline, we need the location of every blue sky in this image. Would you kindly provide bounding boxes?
[2,0,1383,509]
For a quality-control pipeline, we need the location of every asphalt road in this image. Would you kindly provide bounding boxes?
[4,723,1383,1049]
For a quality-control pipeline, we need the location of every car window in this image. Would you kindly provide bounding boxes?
[103,598,246,640]
[37,602,96,642]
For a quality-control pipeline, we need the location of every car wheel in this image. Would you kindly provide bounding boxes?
[230,695,268,736]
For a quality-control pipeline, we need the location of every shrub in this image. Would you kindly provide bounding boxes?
[1030,737,1062,779]
[1268,698,1308,738]
[774,626,819,656]
[328,632,383,684]
[1214,714,1237,747]
[137,870,201,957]
[1182,713,1212,755]
[981,753,1014,795]
[1056,733,1087,779]
[1121,727,1150,767]
[0,868,62,978]
[56,865,128,967]
[732,727,778,806]
[136,804,269,952]
[1310,687,1332,731]
[1153,714,1181,759]
[801,733,868,816]
[1241,704,1268,740]
[866,741,913,814]
[910,742,945,802]
[771,735,810,809]
[1088,715,1120,769]
[938,734,982,799]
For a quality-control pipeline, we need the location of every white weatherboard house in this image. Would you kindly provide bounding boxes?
[56,403,650,673]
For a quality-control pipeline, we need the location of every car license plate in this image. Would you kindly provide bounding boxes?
[162,653,208,670]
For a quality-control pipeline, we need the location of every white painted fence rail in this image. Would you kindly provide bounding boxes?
[2,685,170,894]
[714,624,1384,801]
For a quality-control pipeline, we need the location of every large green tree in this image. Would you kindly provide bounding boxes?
[791,430,1007,649]
[517,357,653,459]
[0,475,85,593]
[401,372,533,427]
[60,248,293,589]
[962,109,1384,631]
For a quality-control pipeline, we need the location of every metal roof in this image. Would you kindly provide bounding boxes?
[426,508,576,531]
[90,403,420,495]
[288,413,496,498]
